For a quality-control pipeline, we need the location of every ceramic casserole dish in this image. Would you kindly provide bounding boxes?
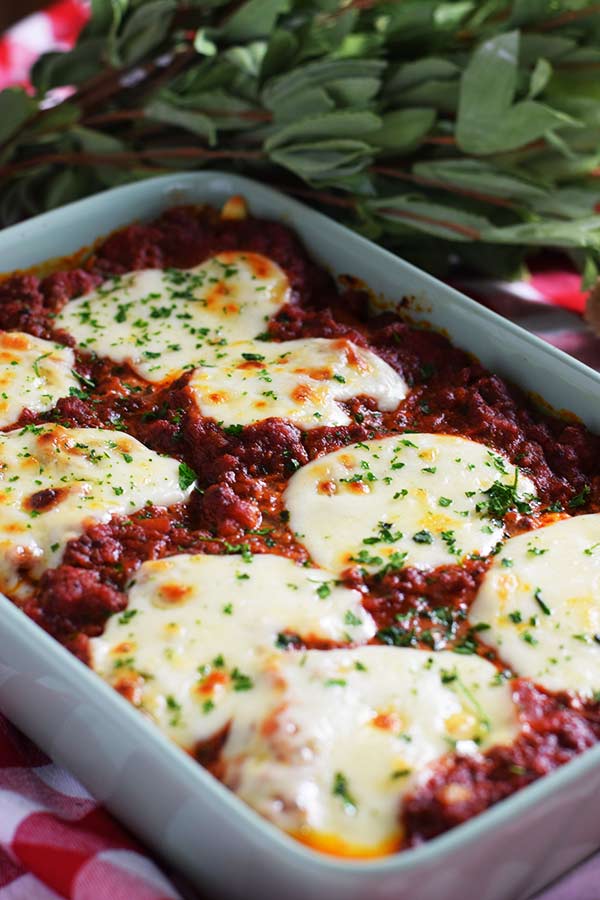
[0,171,599,900]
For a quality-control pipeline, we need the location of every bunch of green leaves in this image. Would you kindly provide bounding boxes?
[1,0,600,282]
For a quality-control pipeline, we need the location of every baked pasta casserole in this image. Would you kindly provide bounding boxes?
[0,195,599,858]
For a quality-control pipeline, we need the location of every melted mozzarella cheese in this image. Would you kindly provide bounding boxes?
[0,331,78,427]
[284,434,536,575]
[0,425,190,596]
[55,253,291,383]
[221,646,518,856]
[187,337,407,429]
[470,514,600,696]
[91,553,375,750]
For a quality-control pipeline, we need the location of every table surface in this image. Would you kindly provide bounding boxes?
[0,4,599,900]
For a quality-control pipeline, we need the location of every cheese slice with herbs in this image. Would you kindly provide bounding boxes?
[55,253,291,382]
[284,433,537,575]
[469,514,600,697]
[221,646,519,857]
[0,331,78,427]
[91,552,375,750]
[0,424,192,596]
[186,337,407,429]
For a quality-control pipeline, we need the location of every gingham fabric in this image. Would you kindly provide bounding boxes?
[0,1,88,91]
[0,715,194,899]
[0,4,599,899]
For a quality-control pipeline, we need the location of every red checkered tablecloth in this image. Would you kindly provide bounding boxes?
[0,4,599,899]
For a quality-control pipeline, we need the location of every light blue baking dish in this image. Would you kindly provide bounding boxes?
[0,172,599,900]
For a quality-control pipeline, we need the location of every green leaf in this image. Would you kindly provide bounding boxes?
[371,108,436,154]
[484,217,600,249]
[224,41,266,78]
[31,40,105,92]
[433,1,475,29]
[457,34,562,150]
[510,0,555,27]
[0,174,42,226]
[463,0,506,30]
[270,138,373,181]
[83,0,128,38]
[412,159,548,202]
[268,87,334,124]
[116,0,176,66]
[519,34,575,66]
[29,102,80,135]
[528,58,552,100]
[178,462,197,491]
[164,90,260,131]
[383,1,438,42]
[532,187,600,221]
[45,169,90,210]
[145,98,216,145]
[194,29,217,57]
[171,59,237,95]
[325,77,381,107]
[73,126,125,154]
[392,77,460,114]
[260,30,298,82]
[2,0,600,284]
[0,89,36,145]
[221,0,291,42]
[550,70,600,105]
[299,7,360,59]
[457,31,580,155]
[325,170,376,196]
[335,30,383,61]
[581,253,599,290]
[263,59,385,109]
[368,195,492,242]
[265,110,380,151]
[386,57,459,95]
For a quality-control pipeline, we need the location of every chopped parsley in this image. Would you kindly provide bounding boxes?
[476,470,535,520]
[178,462,197,491]
[332,772,357,812]
[533,588,551,616]
[569,485,591,509]
[118,609,138,625]
[231,668,254,691]
[166,695,182,726]
[32,352,52,378]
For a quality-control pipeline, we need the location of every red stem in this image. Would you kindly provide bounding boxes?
[535,4,600,30]
[0,147,264,177]
[376,205,481,240]
[373,166,516,209]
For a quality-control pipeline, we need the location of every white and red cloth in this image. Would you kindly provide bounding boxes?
[0,4,599,899]
[0,714,196,899]
[0,1,88,91]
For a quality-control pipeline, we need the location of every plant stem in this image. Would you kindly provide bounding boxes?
[373,166,516,209]
[271,183,357,209]
[0,147,264,177]
[423,136,456,146]
[376,206,481,240]
[535,3,600,30]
